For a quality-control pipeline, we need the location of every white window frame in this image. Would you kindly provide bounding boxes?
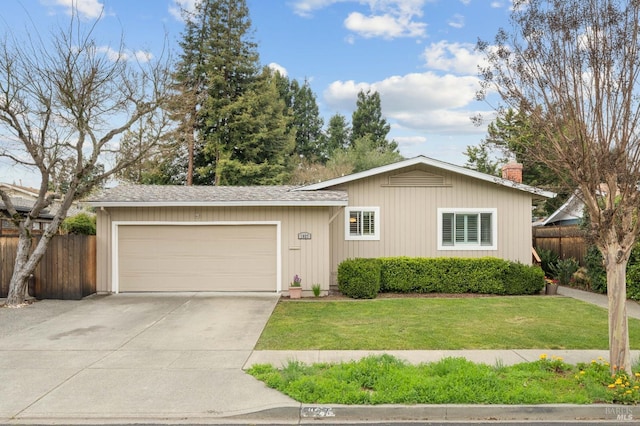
[345,207,380,241]
[437,208,497,251]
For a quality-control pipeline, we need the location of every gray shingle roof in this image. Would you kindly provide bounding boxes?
[86,185,348,207]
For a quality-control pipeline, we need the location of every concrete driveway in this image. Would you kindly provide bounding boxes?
[0,293,297,423]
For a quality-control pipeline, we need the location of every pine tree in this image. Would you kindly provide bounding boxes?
[350,89,398,153]
[326,113,350,155]
[169,0,293,185]
[291,79,326,162]
[215,67,294,185]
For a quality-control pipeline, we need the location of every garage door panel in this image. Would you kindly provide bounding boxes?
[118,225,277,292]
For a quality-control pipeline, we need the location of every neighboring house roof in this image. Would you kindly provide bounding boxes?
[0,182,88,218]
[0,183,40,199]
[297,156,557,199]
[87,185,349,207]
[0,202,55,220]
[538,192,585,226]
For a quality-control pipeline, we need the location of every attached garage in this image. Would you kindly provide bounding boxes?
[88,185,348,295]
[116,223,278,292]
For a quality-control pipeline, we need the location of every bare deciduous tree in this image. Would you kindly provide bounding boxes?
[477,0,640,373]
[0,16,171,307]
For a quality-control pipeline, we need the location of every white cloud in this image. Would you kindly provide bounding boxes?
[291,0,349,18]
[344,12,426,38]
[491,1,504,8]
[460,0,471,5]
[268,62,288,76]
[169,0,199,21]
[48,0,105,19]
[96,46,153,63]
[324,71,487,135]
[394,135,427,147]
[447,14,464,29]
[422,41,486,75]
[291,0,429,39]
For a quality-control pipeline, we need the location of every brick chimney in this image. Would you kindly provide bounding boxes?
[501,162,523,183]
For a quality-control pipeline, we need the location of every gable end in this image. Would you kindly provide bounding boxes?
[382,170,450,187]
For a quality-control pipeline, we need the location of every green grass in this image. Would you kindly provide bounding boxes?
[248,355,640,404]
[256,297,640,350]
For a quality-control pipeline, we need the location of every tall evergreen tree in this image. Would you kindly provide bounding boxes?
[291,79,326,162]
[168,0,293,185]
[326,113,350,155]
[215,67,295,184]
[350,89,398,152]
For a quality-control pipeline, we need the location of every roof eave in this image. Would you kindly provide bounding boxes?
[298,156,556,198]
[86,200,349,208]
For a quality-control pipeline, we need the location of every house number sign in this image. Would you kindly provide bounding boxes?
[298,232,312,240]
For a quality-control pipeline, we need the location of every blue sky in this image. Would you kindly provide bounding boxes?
[1,0,512,187]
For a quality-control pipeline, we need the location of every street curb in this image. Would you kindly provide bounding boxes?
[230,404,636,423]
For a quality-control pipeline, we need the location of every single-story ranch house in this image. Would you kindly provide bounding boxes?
[87,156,555,296]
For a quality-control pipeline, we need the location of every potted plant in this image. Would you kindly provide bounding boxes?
[289,274,302,299]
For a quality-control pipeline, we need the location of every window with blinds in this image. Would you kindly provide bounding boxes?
[345,207,380,240]
[440,209,496,249]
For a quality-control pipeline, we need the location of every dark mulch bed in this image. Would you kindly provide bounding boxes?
[286,292,515,301]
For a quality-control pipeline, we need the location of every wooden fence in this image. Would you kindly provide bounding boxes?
[532,225,589,265]
[0,235,96,300]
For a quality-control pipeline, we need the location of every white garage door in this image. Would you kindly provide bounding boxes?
[117,225,277,292]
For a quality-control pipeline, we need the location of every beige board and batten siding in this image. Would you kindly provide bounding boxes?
[327,165,534,284]
[95,206,330,294]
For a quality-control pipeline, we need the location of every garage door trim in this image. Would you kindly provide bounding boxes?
[111,221,282,293]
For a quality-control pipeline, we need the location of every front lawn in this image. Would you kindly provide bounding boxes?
[255,296,640,350]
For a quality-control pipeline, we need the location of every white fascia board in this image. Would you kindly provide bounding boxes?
[297,156,556,199]
[87,200,349,208]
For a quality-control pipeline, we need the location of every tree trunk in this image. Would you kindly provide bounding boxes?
[604,249,632,374]
[5,233,33,305]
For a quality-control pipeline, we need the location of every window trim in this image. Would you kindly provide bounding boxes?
[437,208,497,251]
[345,206,380,241]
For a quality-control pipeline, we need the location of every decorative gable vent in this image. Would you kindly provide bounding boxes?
[385,170,449,187]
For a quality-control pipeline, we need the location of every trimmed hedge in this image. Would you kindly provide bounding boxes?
[338,258,381,299]
[337,257,545,298]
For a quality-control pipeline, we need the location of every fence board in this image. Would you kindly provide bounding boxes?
[1,235,96,300]
[532,225,588,265]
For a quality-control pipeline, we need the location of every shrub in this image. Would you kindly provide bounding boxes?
[501,261,545,295]
[550,258,579,285]
[584,246,607,294]
[537,248,559,277]
[584,244,640,300]
[337,258,381,299]
[61,212,96,235]
[377,257,544,296]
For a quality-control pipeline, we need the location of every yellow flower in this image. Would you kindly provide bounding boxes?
[616,378,623,385]
[591,359,597,364]
[626,390,633,394]
[634,386,639,390]
[635,372,640,378]
[604,362,610,367]
[608,384,616,388]
[580,371,586,375]
[598,356,605,361]
[539,354,548,360]
[556,356,563,361]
